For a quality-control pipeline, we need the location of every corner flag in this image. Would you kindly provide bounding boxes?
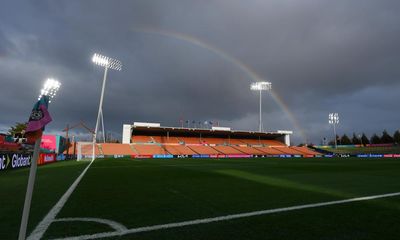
[25,96,52,143]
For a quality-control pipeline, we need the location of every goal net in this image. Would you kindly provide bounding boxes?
[76,142,98,161]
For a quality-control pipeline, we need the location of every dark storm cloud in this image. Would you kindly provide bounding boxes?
[1,0,399,143]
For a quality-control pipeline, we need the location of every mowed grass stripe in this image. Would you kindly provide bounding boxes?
[44,157,400,239]
[50,191,400,240]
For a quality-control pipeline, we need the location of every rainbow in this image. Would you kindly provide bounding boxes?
[132,27,307,142]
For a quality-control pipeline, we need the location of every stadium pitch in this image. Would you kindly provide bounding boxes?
[1,158,400,239]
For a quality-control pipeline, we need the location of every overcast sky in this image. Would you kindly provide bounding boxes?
[1,0,399,144]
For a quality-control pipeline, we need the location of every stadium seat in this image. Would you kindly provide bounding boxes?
[202,138,227,145]
[212,146,246,154]
[188,145,220,154]
[291,146,319,155]
[101,143,136,155]
[272,147,303,155]
[227,139,246,145]
[163,145,197,155]
[261,140,286,146]
[131,135,153,143]
[255,147,285,155]
[232,146,265,154]
[240,139,264,145]
[178,137,201,144]
[132,145,169,155]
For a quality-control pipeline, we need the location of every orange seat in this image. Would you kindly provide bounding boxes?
[240,139,263,145]
[262,140,286,146]
[255,147,285,155]
[188,145,220,154]
[291,146,319,155]
[132,145,169,155]
[212,146,245,154]
[131,135,153,143]
[202,138,226,144]
[164,145,197,155]
[227,139,246,145]
[272,147,303,155]
[179,137,201,144]
[101,143,135,155]
[232,146,265,154]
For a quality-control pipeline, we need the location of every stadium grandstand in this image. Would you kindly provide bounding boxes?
[74,122,320,158]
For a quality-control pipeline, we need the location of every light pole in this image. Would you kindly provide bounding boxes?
[329,113,339,148]
[19,78,60,240]
[250,81,272,132]
[91,53,122,159]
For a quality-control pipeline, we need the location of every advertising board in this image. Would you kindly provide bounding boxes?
[0,153,32,171]
[41,135,57,152]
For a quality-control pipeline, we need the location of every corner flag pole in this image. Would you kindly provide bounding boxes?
[18,138,41,240]
[18,79,60,240]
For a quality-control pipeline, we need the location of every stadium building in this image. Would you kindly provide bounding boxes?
[74,122,319,159]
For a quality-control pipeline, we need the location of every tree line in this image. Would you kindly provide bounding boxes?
[328,130,400,145]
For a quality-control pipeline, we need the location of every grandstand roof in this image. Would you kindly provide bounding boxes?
[130,126,290,139]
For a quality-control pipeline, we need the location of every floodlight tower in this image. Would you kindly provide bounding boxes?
[328,113,339,148]
[250,81,272,132]
[92,53,122,143]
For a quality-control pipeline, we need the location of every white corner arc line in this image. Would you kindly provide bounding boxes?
[54,218,127,232]
[27,160,95,240]
[51,191,400,240]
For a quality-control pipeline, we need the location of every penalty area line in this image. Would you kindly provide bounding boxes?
[53,191,400,240]
[27,159,96,240]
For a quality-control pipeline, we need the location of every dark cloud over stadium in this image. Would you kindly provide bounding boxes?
[1,0,399,144]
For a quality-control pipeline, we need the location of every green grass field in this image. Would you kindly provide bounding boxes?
[1,157,400,239]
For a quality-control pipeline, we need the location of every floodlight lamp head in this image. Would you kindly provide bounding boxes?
[328,113,339,124]
[92,53,122,71]
[38,78,61,102]
[250,81,272,91]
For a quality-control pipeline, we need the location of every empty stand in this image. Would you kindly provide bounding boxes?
[132,145,169,155]
[163,145,197,155]
[291,146,319,155]
[272,147,304,155]
[152,136,181,144]
[261,140,286,146]
[212,146,245,154]
[150,136,162,143]
[232,146,265,155]
[255,147,285,155]
[240,139,263,145]
[202,138,227,145]
[163,136,181,144]
[101,143,135,155]
[188,145,220,154]
[116,133,298,156]
[131,135,153,143]
[179,137,201,144]
[227,139,246,145]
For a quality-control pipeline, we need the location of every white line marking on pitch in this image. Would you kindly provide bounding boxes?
[27,160,95,240]
[54,218,127,232]
[51,191,400,240]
